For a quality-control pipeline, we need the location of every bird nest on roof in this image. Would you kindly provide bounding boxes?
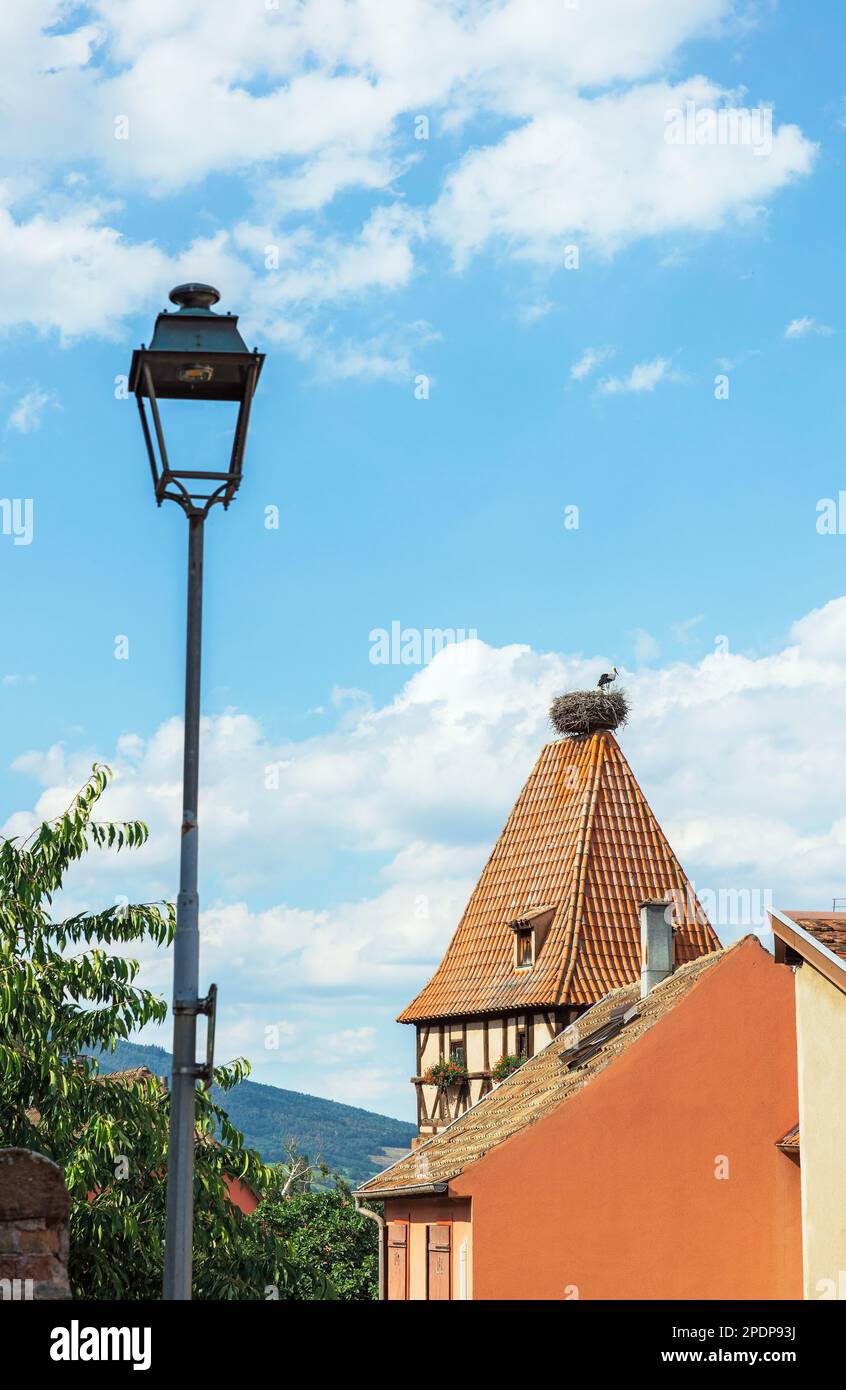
[549,687,629,738]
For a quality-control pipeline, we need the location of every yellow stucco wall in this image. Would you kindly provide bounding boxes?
[795,964,846,1299]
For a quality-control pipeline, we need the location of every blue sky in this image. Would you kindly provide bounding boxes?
[2,1,846,1120]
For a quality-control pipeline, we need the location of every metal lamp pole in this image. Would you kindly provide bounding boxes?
[129,282,264,1300]
[163,511,205,1301]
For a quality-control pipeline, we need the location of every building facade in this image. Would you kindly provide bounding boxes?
[360,936,803,1301]
[771,908,846,1299]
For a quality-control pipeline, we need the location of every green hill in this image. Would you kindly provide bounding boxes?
[89,1040,414,1188]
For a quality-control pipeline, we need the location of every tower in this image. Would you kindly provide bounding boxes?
[398,719,720,1139]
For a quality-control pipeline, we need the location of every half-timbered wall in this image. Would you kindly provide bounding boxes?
[415,1009,575,1136]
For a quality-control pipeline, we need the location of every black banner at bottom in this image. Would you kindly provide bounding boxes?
[1,1297,837,1377]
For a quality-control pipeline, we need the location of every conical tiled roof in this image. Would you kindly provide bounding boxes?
[398,730,719,1023]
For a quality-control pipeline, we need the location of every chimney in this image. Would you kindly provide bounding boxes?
[640,899,674,997]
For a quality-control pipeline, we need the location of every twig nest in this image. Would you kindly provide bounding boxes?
[549,688,629,737]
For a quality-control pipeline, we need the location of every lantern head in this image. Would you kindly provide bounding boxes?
[129,284,265,512]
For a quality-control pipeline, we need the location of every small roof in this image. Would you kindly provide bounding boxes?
[776,911,846,961]
[362,939,746,1198]
[770,908,846,995]
[398,731,719,1023]
[776,1123,800,1154]
[101,1067,159,1085]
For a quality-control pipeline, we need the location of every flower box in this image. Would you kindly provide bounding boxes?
[423,1058,469,1088]
[492,1053,523,1082]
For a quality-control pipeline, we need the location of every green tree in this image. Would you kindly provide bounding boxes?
[253,1185,378,1300]
[0,764,331,1300]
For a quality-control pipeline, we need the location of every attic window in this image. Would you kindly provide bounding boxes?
[508,906,554,971]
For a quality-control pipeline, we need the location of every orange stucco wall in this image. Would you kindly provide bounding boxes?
[446,939,801,1300]
[383,1196,472,1299]
[224,1174,260,1215]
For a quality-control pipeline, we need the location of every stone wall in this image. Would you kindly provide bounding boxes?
[0,1148,70,1300]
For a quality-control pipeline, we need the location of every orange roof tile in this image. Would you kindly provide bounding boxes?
[398,731,719,1023]
[780,912,846,963]
[364,940,745,1197]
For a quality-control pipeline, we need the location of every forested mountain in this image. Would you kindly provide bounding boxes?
[90,1040,414,1187]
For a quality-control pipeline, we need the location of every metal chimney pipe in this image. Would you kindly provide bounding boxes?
[640,899,674,997]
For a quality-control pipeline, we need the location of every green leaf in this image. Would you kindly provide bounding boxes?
[0,769,335,1301]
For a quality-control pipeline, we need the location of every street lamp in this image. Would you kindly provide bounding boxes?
[129,284,264,1301]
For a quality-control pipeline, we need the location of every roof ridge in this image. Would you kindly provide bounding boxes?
[554,730,607,1004]
[566,734,717,1004]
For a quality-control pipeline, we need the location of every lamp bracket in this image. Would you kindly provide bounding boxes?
[171,984,217,1089]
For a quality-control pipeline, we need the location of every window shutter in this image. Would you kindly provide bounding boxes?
[427,1224,451,1300]
[387,1222,408,1301]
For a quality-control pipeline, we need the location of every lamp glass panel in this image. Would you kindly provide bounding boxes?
[148,396,241,476]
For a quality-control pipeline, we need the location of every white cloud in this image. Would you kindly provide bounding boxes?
[0,3,816,355]
[0,192,414,345]
[11,595,846,1108]
[47,24,105,72]
[632,628,660,664]
[716,347,760,372]
[318,1028,376,1063]
[260,1019,298,1055]
[0,192,423,377]
[235,205,422,316]
[320,1067,401,1106]
[432,80,815,265]
[262,151,409,218]
[784,316,835,339]
[598,356,675,395]
[11,593,846,938]
[672,614,705,645]
[570,346,614,381]
[0,197,234,341]
[0,3,737,193]
[517,300,553,326]
[7,387,58,433]
[197,886,468,999]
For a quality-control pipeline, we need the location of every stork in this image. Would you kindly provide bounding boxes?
[597,666,618,690]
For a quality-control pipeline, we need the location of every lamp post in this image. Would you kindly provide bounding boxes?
[129,284,264,1301]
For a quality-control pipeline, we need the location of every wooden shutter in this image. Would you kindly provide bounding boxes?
[427,1224,451,1301]
[387,1222,408,1301]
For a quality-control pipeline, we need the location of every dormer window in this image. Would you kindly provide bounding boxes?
[509,905,554,971]
[516,929,533,968]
